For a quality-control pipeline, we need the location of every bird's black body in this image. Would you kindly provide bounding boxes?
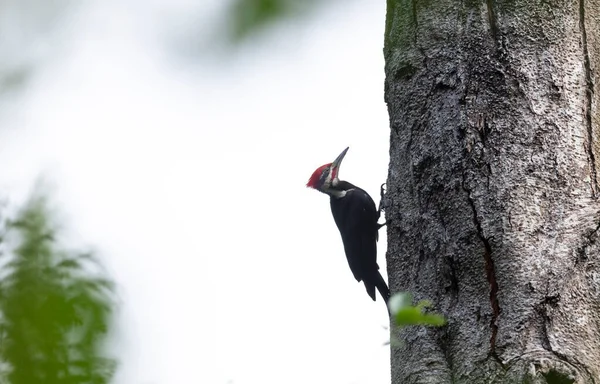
[329,181,390,303]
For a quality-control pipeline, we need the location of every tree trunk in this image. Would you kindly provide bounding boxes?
[383,1,600,383]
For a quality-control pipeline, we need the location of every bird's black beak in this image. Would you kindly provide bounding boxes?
[332,147,349,170]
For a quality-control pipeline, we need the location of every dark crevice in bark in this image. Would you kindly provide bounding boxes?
[406,122,414,150]
[577,219,600,263]
[411,0,418,39]
[437,324,455,383]
[538,307,569,379]
[539,294,558,354]
[538,286,598,384]
[462,175,501,363]
[579,0,597,197]
[485,0,499,41]
[586,220,600,245]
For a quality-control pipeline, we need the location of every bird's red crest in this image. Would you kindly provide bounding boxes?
[306,163,331,188]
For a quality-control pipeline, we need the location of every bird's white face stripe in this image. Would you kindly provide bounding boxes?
[323,168,334,188]
[331,174,339,187]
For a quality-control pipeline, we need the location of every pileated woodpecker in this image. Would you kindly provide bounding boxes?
[307,147,390,305]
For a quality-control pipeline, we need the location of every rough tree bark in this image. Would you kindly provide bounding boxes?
[383,0,600,383]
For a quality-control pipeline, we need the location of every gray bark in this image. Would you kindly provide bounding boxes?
[383,0,600,383]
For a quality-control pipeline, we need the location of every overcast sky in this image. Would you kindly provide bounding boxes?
[0,1,391,383]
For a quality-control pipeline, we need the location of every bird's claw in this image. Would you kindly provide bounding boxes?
[377,182,387,219]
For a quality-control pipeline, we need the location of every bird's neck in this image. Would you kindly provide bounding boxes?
[324,179,355,199]
[328,189,348,198]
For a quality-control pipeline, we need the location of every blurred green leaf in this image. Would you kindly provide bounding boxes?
[227,0,319,41]
[389,292,446,327]
[0,192,117,384]
[56,257,82,270]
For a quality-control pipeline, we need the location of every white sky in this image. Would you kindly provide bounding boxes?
[0,1,391,383]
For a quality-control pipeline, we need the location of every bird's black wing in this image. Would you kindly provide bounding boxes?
[330,188,379,283]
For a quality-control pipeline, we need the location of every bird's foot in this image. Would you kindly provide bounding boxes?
[377,182,387,220]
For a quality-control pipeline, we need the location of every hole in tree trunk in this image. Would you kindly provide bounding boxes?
[542,370,575,384]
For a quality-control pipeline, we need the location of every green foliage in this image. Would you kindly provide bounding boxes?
[389,292,445,327]
[0,194,116,384]
[226,0,319,41]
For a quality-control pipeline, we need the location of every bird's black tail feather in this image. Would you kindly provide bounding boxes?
[365,282,376,301]
[374,271,390,305]
[364,271,391,307]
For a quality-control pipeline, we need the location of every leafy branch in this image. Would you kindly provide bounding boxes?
[389,292,445,327]
[0,193,117,384]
